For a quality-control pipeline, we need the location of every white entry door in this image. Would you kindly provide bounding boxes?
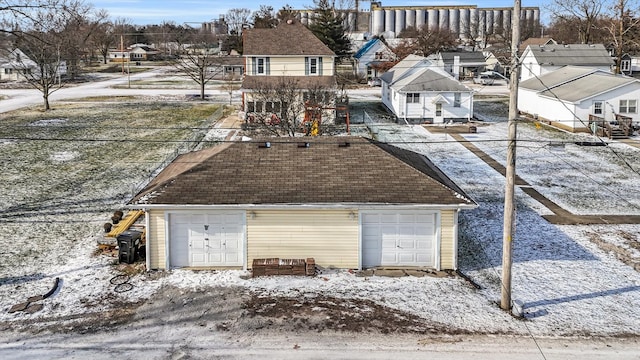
[362,211,437,268]
[169,212,244,268]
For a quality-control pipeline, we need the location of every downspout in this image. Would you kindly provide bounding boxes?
[469,92,473,122]
[453,209,459,270]
[144,208,150,271]
[164,212,170,270]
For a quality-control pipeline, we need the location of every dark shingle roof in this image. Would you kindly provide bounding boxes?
[440,51,486,64]
[243,20,335,57]
[131,137,475,207]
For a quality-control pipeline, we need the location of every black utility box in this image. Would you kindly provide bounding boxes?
[117,230,142,264]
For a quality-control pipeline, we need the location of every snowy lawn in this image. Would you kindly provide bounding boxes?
[0,99,639,338]
[366,116,640,336]
[0,99,221,321]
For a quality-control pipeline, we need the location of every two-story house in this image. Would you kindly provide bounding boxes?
[241,19,337,128]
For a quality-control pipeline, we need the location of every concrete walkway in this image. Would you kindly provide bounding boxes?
[448,133,640,225]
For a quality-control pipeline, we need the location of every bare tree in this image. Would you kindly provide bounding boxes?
[58,4,107,79]
[246,77,336,137]
[546,0,604,44]
[404,25,457,57]
[90,19,116,64]
[7,0,87,110]
[605,0,640,74]
[226,8,251,35]
[222,73,240,105]
[172,31,223,100]
[252,5,278,28]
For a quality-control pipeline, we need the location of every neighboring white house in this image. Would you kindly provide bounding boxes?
[353,37,397,81]
[519,66,640,131]
[520,44,614,81]
[0,49,37,81]
[380,54,474,124]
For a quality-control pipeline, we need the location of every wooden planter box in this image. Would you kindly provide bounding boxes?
[252,258,315,278]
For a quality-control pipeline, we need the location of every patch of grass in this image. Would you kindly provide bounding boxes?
[0,100,221,277]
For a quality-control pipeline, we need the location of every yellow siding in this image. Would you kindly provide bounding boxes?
[439,210,455,270]
[248,210,359,269]
[148,210,166,270]
[248,56,334,76]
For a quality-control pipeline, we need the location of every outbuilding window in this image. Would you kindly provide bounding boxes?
[454,93,461,107]
[593,101,603,115]
[620,99,637,113]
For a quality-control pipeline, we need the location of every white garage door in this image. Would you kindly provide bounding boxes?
[362,211,437,268]
[169,212,244,268]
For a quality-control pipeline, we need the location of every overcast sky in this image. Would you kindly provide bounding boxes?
[90,0,547,26]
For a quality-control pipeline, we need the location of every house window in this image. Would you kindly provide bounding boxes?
[436,103,442,116]
[305,57,322,75]
[622,59,631,72]
[4,68,12,74]
[620,99,637,113]
[256,57,266,75]
[406,93,419,104]
[593,101,603,115]
[454,93,461,107]
[265,101,281,113]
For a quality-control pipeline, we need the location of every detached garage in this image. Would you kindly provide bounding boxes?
[130,137,476,271]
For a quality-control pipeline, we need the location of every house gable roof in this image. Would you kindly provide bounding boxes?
[521,66,639,102]
[380,54,471,93]
[354,38,380,59]
[537,73,639,103]
[524,44,614,67]
[439,51,486,64]
[519,66,601,91]
[131,137,476,208]
[518,37,557,53]
[243,20,335,57]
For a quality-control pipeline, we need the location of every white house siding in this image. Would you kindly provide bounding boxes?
[148,209,167,269]
[247,209,359,269]
[520,83,640,130]
[397,92,472,123]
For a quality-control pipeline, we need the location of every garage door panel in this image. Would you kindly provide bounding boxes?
[381,252,397,263]
[170,211,244,268]
[362,211,437,267]
[398,239,416,249]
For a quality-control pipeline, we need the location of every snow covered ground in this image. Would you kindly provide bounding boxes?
[0,95,639,357]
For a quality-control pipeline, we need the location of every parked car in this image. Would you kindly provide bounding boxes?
[473,74,495,85]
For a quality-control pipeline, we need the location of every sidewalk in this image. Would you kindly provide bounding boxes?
[448,132,640,225]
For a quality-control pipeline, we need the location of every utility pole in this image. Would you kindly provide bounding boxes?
[501,0,521,312]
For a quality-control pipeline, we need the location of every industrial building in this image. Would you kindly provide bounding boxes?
[296,1,540,41]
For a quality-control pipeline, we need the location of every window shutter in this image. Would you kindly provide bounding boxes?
[266,57,270,75]
[305,57,309,75]
[252,57,256,75]
[318,57,323,75]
